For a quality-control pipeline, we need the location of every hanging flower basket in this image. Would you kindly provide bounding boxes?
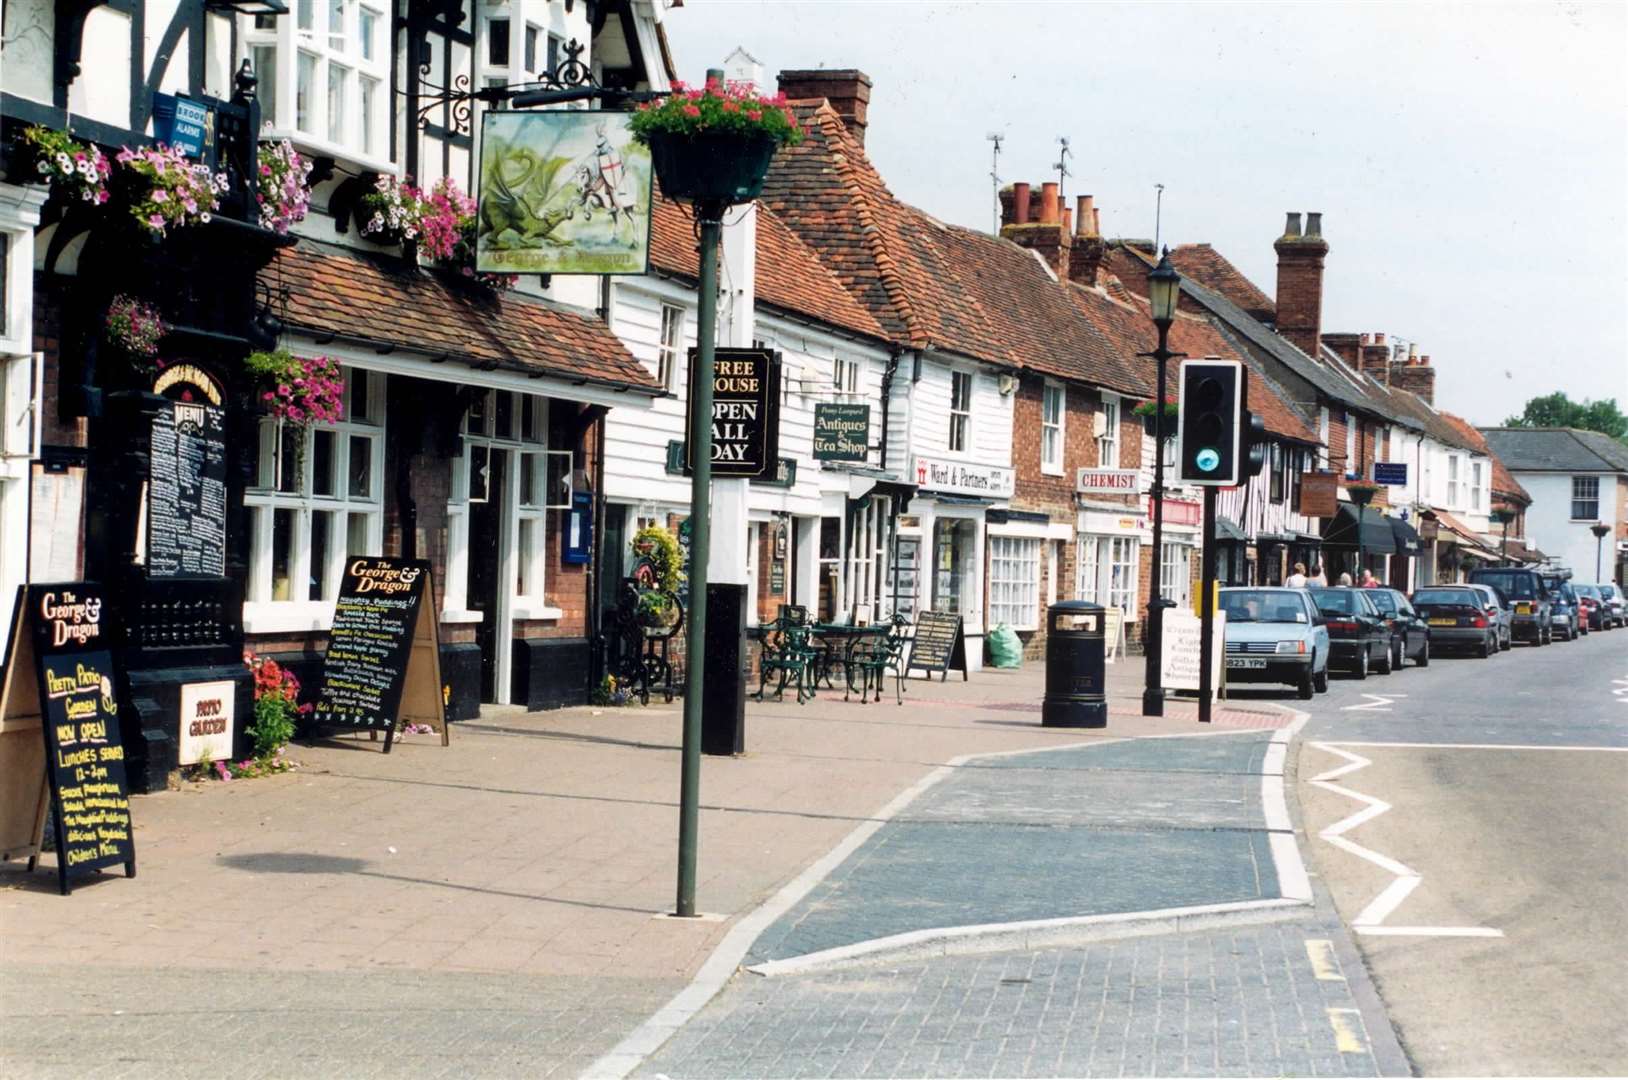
[1134,399,1179,437]
[645,131,778,205]
[104,294,167,374]
[629,77,803,206]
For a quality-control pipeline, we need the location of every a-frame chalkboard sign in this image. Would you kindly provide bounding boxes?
[309,558,449,753]
[0,584,137,895]
[904,611,970,682]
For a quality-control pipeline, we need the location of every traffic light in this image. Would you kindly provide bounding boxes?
[1177,358,1244,485]
[1242,409,1267,478]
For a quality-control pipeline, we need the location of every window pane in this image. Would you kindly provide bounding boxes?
[547,33,561,73]
[297,0,314,32]
[495,391,514,439]
[271,508,296,601]
[252,46,278,128]
[520,453,537,507]
[358,7,377,61]
[278,424,301,493]
[521,396,538,442]
[346,511,371,555]
[517,518,536,596]
[328,0,346,51]
[488,18,510,65]
[525,25,539,72]
[327,63,348,144]
[310,509,333,600]
[349,368,371,423]
[467,390,488,433]
[348,435,372,499]
[312,429,336,496]
[360,77,378,156]
[296,52,317,133]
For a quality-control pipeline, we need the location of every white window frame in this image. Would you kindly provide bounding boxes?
[1076,535,1100,601]
[1470,461,1484,513]
[1344,413,1357,477]
[833,355,860,395]
[1040,382,1064,475]
[243,0,392,170]
[1077,535,1140,617]
[1447,454,1460,508]
[1317,406,1330,469]
[1571,475,1600,521]
[949,370,972,453]
[989,535,1041,630]
[844,496,890,621]
[1097,393,1120,468]
[244,366,384,627]
[656,303,684,392]
[1160,541,1192,607]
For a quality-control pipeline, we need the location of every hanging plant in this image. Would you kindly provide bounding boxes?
[116,143,227,237]
[104,294,167,368]
[20,125,111,205]
[450,218,519,291]
[245,349,345,427]
[1131,397,1178,419]
[629,77,805,204]
[358,174,424,245]
[257,139,312,235]
[631,524,684,594]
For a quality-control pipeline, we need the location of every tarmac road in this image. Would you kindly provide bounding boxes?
[1281,625,1628,1075]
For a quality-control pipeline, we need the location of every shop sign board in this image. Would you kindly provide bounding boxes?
[476,110,653,275]
[0,583,137,895]
[1300,472,1340,518]
[1076,468,1139,495]
[912,456,1015,499]
[151,93,215,162]
[812,403,870,461]
[177,680,235,766]
[1160,609,1226,698]
[905,611,969,681]
[683,348,781,479]
[310,559,449,752]
[1373,462,1409,487]
[1148,496,1203,527]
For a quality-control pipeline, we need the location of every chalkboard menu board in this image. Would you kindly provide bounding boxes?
[5,583,138,895]
[906,611,968,682]
[310,558,446,752]
[147,398,226,578]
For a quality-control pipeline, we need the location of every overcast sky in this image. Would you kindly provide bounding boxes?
[664,1,1628,426]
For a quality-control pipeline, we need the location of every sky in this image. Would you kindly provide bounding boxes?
[663,1,1628,427]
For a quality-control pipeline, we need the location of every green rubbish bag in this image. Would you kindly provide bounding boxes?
[987,622,1023,669]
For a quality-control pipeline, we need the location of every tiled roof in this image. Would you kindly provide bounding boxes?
[647,193,888,344]
[1166,243,1275,324]
[1430,508,1501,556]
[1437,411,1530,503]
[268,240,659,391]
[1481,427,1628,473]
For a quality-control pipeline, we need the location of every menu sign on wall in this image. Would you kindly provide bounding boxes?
[310,558,448,753]
[147,399,227,577]
[683,347,782,478]
[905,611,969,682]
[812,402,870,462]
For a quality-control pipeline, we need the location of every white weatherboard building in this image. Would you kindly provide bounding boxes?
[1481,428,1628,585]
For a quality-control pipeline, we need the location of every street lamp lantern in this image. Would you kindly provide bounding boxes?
[1148,249,1181,330]
[1592,521,1611,582]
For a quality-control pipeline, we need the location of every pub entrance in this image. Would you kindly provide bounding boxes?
[467,445,510,702]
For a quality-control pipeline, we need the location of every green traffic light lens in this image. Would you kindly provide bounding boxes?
[1196,448,1221,472]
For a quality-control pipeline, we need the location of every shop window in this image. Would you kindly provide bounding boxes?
[1097,395,1119,468]
[746,522,761,626]
[246,366,383,606]
[447,389,552,610]
[989,536,1040,630]
[657,304,684,391]
[242,0,391,168]
[1571,476,1599,521]
[1078,535,1139,614]
[1269,442,1285,503]
[949,371,972,452]
[1160,541,1192,607]
[1076,535,1099,602]
[818,516,842,621]
[845,496,890,622]
[1041,383,1064,475]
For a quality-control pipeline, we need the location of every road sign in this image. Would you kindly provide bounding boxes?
[1374,462,1408,486]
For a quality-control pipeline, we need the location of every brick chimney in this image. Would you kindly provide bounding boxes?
[1001,178,1070,278]
[1273,211,1329,357]
[777,69,872,145]
[1322,332,1361,372]
[1388,348,1435,404]
[1070,194,1106,288]
[1359,332,1392,385]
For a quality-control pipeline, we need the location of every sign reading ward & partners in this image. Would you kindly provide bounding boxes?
[813,402,870,462]
[683,348,782,479]
[913,456,1014,499]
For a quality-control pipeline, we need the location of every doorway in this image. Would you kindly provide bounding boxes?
[467,445,509,702]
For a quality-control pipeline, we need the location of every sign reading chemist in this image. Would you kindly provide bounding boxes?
[683,348,781,479]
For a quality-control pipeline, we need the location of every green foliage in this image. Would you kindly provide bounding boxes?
[1504,393,1627,443]
[632,524,684,594]
[628,78,804,147]
[248,692,297,759]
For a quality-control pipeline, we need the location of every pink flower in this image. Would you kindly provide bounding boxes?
[152,188,168,203]
[147,214,165,230]
[682,104,701,118]
[722,101,740,113]
[745,109,762,121]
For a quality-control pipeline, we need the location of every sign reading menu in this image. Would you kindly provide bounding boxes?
[684,347,781,478]
[905,611,969,682]
[813,402,870,462]
[310,558,448,753]
[0,583,137,895]
[147,397,227,577]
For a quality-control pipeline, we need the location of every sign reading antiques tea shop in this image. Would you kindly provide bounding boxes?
[310,558,448,753]
[683,348,782,479]
[145,365,227,578]
[813,402,870,462]
[476,110,653,276]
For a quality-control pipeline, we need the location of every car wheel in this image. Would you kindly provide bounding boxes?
[1478,636,1492,659]
[1417,637,1429,667]
[1314,668,1330,693]
[1298,671,1314,700]
[1353,647,1369,679]
[1393,640,1404,670]
[1502,631,1513,651]
[1376,642,1393,675]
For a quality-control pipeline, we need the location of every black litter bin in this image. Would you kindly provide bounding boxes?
[1043,600,1107,728]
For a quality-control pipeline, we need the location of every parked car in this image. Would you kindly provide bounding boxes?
[1220,588,1331,699]
[1575,584,1611,631]
[1466,567,1552,645]
[1365,587,1431,669]
[1307,587,1391,677]
[1410,586,1499,657]
[1598,583,1627,628]
[1549,583,1582,641]
[1464,583,1513,651]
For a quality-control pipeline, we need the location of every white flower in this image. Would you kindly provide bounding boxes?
[200,212,211,223]
[55,152,72,170]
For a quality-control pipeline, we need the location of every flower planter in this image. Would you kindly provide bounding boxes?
[647,132,777,205]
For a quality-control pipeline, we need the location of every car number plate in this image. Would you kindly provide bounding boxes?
[1429,617,1456,626]
[1226,658,1267,669]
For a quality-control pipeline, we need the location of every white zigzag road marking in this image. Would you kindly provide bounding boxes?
[1341,692,1405,713]
[1308,742,1503,939]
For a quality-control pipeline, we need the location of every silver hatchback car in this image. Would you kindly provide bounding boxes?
[1220,587,1332,699]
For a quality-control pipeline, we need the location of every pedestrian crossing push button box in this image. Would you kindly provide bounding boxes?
[1043,600,1107,728]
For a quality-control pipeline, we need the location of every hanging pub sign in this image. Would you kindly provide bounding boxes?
[1299,471,1340,518]
[683,347,782,479]
[812,402,870,462]
[309,558,449,753]
[0,584,137,895]
[145,365,227,579]
[475,110,653,276]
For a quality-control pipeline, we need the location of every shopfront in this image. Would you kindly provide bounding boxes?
[910,455,1013,670]
[1077,507,1145,631]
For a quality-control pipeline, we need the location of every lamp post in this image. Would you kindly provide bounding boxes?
[1592,522,1611,582]
[1141,250,1183,717]
[1490,507,1513,565]
[1349,483,1377,581]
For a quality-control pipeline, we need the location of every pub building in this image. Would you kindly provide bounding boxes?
[1,0,674,789]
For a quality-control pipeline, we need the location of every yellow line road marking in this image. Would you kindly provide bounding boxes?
[1327,1008,1369,1054]
[1305,938,1344,980]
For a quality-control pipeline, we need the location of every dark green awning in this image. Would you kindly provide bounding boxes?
[1321,502,1398,554]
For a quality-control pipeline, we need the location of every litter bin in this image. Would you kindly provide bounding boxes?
[1042,600,1107,728]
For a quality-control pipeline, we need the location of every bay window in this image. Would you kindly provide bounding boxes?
[1470,461,1484,513]
[989,536,1040,630]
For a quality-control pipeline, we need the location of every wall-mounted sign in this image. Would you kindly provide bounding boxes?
[151,93,215,162]
[812,402,870,462]
[912,456,1015,499]
[146,396,226,579]
[1373,462,1409,487]
[1076,468,1139,495]
[476,110,652,275]
[1299,471,1339,518]
[1148,496,1203,527]
[683,348,781,479]
[177,680,235,766]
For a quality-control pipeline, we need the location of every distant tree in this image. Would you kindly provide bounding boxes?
[1504,392,1627,442]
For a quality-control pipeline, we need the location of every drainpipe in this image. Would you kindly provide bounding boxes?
[589,278,613,685]
[879,347,901,471]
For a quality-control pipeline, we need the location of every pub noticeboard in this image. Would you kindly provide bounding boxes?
[0,583,137,895]
[905,611,969,682]
[683,347,781,479]
[309,558,449,753]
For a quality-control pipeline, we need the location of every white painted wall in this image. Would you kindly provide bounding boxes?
[1516,470,1623,581]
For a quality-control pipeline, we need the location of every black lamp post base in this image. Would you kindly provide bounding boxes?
[1142,687,1166,717]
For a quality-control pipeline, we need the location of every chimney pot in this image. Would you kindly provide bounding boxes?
[1284,212,1303,238]
[1374,331,1385,344]
[1305,212,1323,238]
[1420,355,1430,366]
[1012,183,1031,226]
[1039,182,1060,225]
[1092,207,1101,235]
[1076,195,1094,236]
[775,69,873,145]
[1060,207,1073,235]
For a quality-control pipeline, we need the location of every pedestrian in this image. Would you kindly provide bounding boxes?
[1286,561,1309,588]
[1309,563,1327,586]
[1338,571,1354,586]
[1361,568,1379,588]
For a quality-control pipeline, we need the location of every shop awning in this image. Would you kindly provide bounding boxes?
[1429,509,1502,560]
[1321,502,1398,554]
[1389,516,1423,556]
[1292,531,1324,546]
[1213,516,1246,542]
[843,468,918,505]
